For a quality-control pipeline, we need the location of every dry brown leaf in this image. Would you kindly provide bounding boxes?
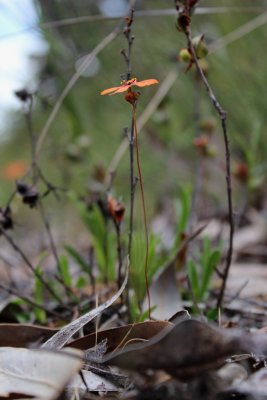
[68,320,173,352]
[0,323,58,347]
[101,319,256,380]
[42,265,128,349]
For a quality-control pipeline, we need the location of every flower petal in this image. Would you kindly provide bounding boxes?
[100,86,122,95]
[134,79,159,88]
[109,85,132,95]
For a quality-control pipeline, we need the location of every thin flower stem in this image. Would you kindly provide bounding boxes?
[185,29,234,310]
[24,95,38,183]
[38,199,60,268]
[132,104,151,318]
[107,69,178,177]
[23,93,75,303]
[127,118,136,260]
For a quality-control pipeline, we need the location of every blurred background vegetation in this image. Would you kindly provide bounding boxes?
[1,0,267,239]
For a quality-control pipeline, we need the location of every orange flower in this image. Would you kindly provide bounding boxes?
[2,160,28,180]
[100,77,159,96]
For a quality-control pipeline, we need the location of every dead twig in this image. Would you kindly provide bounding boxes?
[0,283,69,321]
[174,1,234,309]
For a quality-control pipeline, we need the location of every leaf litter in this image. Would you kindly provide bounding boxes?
[3,276,267,398]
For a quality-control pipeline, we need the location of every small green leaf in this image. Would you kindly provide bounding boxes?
[65,245,90,273]
[34,267,46,324]
[187,260,199,301]
[178,186,191,234]
[75,276,87,288]
[200,249,221,299]
[59,255,72,287]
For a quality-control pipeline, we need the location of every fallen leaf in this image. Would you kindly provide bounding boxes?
[68,369,118,393]
[42,264,128,349]
[101,319,249,380]
[0,323,58,347]
[0,347,83,399]
[68,320,173,352]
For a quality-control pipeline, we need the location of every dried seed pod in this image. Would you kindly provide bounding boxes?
[14,89,32,102]
[176,13,191,33]
[16,180,29,195]
[16,181,39,208]
[0,206,13,230]
[22,186,39,208]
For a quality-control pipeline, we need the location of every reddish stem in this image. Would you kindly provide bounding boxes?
[132,104,151,318]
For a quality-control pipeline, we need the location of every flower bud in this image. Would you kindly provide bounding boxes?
[233,162,249,183]
[192,34,208,59]
[179,48,192,62]
[192,135,209,149]
[205,145,217,158]
[198,117,216,135]
[197,59,209,75]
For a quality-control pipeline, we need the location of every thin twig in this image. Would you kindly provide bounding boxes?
[0,228,65,306]
[23,93,75,302]
[121,8,134,80]
[114,221,123,288]
[24,94,38,183]
[108,11,267,175]
[184,28,234,310]
[0,283,69,321]
[120,8,138,314]
[38,200,60,269]
[37,199,77,299]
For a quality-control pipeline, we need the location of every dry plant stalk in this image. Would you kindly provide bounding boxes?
[174,0,234,310]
